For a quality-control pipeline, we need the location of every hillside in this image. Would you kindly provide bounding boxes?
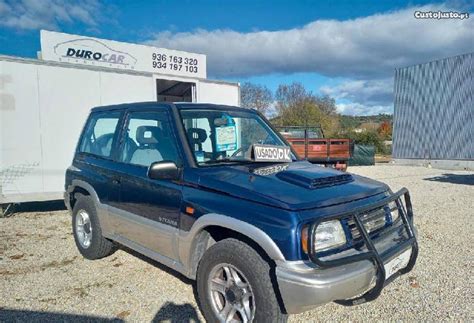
[339,114,393,130]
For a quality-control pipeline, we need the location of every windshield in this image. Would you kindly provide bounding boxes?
[179,109,291,165]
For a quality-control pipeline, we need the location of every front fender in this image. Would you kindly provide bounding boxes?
[178,213,286,278]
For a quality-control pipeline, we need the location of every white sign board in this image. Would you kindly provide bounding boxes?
[40,30,207,78]
[253,145,292,162]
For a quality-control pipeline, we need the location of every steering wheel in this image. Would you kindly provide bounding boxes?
[261,134,275,145]
[231,146,248,158]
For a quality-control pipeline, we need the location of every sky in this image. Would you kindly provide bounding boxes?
[0,0,473,115]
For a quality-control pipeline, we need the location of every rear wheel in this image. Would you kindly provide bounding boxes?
[72,196,116,260]
[197,238,288,322]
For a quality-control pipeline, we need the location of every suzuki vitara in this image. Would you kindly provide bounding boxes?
[65,102,418,322]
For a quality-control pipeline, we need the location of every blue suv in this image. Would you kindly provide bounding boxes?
[65,102,418,322]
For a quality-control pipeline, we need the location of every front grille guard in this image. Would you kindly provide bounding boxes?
[307,188,419,306]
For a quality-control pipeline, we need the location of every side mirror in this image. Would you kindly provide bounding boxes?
[148,161,179,181]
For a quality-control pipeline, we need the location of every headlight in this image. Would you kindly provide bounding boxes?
[314,220,346,252]
[388,201,400,222]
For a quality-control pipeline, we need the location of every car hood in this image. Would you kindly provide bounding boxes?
[187,161,389,211]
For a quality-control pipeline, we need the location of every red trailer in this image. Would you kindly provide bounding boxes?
[278,126,353,171]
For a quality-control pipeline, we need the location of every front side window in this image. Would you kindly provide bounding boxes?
[120,111,180,167]
[79,111,121,158]
[179,109,289,165]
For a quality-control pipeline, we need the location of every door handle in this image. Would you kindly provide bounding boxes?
[112,178,120,185]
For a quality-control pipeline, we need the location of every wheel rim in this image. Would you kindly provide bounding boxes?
[75,209,92,249]
[208,263,255,323]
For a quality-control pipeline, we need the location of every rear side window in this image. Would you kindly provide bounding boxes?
[79,111,121,158]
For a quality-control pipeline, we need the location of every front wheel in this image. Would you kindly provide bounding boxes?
[197,238,288,322]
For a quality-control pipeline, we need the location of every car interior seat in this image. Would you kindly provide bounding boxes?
[130,126,163,166]
[187,128,207,152]
[122,135,138,163]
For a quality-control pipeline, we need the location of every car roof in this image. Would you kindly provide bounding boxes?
[91,101,172,112]
[90,102,254,113]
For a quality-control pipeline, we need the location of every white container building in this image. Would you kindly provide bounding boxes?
[0,30,240,210]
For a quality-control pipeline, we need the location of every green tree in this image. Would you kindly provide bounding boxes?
[274,82,340,136]
[345,130,388,154]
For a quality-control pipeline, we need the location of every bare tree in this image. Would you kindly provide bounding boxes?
[240,82,273,115]
[316,95,338,115]
[275,82,311,113]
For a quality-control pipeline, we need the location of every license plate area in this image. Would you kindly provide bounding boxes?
[384,248,412,280]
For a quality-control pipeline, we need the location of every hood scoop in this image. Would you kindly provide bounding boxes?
[276,171,354,189]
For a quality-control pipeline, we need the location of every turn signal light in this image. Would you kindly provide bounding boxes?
[301,226,309,254]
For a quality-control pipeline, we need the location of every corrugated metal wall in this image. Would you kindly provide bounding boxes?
[393,53,473,160]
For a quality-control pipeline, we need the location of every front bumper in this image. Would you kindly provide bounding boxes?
[276,258,376,313]
[276,188,418,314]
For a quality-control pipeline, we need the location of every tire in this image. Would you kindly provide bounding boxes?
[197,238,288,323]
[72,196,116,260]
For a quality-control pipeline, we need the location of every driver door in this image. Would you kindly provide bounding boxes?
[110,110,183,259]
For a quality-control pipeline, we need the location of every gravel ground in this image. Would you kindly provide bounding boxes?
[1,165,473,322]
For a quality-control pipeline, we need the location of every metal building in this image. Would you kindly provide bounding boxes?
[393,52,473,170]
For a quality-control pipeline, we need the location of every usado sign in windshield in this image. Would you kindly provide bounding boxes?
[253,145,292,162]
